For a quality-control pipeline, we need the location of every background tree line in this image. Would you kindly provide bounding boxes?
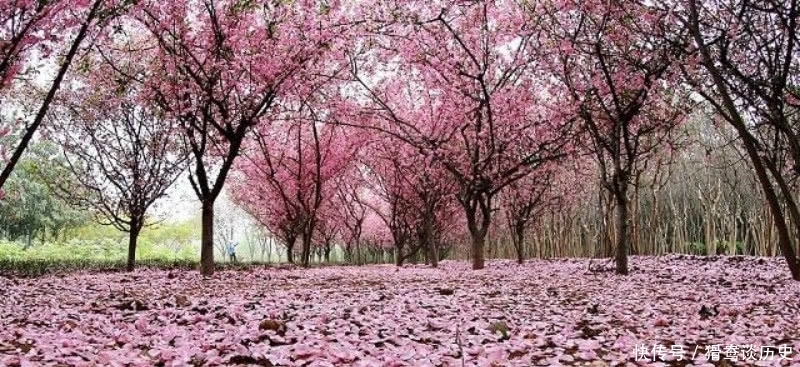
[0,0,798,280]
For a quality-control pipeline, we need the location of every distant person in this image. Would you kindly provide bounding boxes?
[227,242,238,263]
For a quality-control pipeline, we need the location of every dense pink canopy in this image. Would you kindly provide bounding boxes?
[344,0,570,192]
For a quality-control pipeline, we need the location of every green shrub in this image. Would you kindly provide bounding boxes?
[0,235,200,277]
[714,241,745,256]
[688,242,707,255]
[0,257,201,277]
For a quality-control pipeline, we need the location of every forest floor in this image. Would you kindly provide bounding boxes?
[0,256,799,367]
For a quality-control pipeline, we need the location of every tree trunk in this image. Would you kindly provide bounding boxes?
[598,188,615,258]
[301,232,312,267]
[514,229,525,265]
[752,160,800,279]
[463,195,491,270]
[343,244,352,263]
[24,232,33,251]
[428,241,439,268]
[614,194,629,275]
[472,234,485,270]
[324,243,331,263]
[200,201,215,276]
[126,220,142,272]
[686,0,799,279]
[395,244,405,266]
[355,238,362,265]
[286,236,297,264]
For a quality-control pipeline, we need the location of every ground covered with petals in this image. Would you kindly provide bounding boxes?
[1,257,799,367]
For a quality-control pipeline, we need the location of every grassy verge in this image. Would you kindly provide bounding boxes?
[0,258,201,277]
[0,238,202,277]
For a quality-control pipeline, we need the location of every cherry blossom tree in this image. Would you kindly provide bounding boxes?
[363,134,459,267]
[47,50,186,271]
[313,203,341,263]
[359,208,393,263]
[680,0,800,280]
[0,0,121,192]
[134,0,346,275]
[333,165,370,265]
[326,160,386,265]
[232,178,303,264]
[363,162,416,265]
[541,0,690,274]
[233,102,355,267]
[499,159,588,264]
[347,0,571,270]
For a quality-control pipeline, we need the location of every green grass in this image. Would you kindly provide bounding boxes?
[0,235,326,277]
[0,238,198,261]
[0,258,201,277]
[0,237,202,277]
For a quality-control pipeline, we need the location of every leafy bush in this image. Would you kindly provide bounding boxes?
[0,257,200,277]
[0,143,90,246]
[714,241,745,256]
[0,235,200,277]
[688,242,707,255]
